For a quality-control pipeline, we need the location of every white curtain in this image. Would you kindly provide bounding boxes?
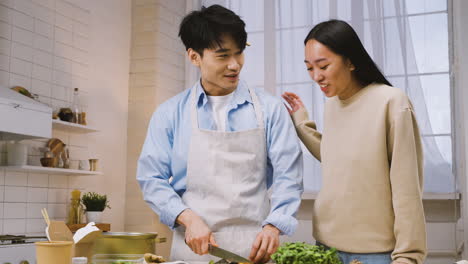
[197,0,454,193]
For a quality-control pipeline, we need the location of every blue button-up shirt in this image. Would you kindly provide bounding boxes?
[137,80,303,236]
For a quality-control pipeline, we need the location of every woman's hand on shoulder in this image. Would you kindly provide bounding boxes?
[281,92,305,115]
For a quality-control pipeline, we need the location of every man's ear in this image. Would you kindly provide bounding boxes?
[187,48,201,67]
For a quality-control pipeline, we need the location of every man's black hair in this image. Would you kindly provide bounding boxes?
[178,4,247,56]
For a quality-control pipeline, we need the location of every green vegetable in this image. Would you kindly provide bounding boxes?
[271,242,342,264]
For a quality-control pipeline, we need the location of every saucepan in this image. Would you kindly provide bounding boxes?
[93,232,166,255]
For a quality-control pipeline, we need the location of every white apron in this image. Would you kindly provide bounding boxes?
[170,86,270,263]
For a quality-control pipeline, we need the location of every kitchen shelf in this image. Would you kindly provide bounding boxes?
[301,192,460,201]
[52,119,99,133]
[0,165,102,176]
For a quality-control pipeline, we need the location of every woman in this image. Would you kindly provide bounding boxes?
[282,20,427,264]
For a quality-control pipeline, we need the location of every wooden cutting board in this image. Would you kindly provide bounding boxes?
[47,138,65,157]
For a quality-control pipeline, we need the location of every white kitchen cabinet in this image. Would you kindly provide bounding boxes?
[0,88,52,140]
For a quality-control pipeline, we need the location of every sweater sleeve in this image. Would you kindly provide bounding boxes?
[388,108,427,264]
[291,107,322,161]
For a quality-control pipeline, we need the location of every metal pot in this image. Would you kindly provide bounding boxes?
[93,232,165,255]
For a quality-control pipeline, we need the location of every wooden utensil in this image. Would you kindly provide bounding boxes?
[47,138,65,157]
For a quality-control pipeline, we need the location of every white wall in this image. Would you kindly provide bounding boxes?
[125,0,187,259]
[0,0,130,234]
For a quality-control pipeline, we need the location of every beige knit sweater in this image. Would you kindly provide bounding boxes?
[291,83,427,264]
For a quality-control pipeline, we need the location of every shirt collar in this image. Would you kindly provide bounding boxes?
[194,79,253,108]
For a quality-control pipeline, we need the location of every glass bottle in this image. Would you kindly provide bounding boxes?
[71,88,81,124]
[67,189,84,225]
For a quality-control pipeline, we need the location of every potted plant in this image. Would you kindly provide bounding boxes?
[81,192,110,223]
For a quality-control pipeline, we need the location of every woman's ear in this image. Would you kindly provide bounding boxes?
[347,59,355,71]
[187,48,201,67]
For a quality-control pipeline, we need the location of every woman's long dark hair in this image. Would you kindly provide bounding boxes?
[305,19,391,87]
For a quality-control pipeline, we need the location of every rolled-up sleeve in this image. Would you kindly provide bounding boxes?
[262,101,304,236]
[137,107,189,229]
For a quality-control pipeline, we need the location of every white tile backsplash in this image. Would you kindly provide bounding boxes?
[32,0,55,11]
[55,0,74,18]
[55,13,73,32]
[47,203,66,219]
[33,49,53,67]
[27,187,48,203]
[27,173,49,187]
[52,69,72,86]
[0,37,11,55]
[33,2,55,25]
[13,0,35,17]
[31,78,51,96]
[73,7,90,25]
[10,57,32,76]
[33,34,53,53]
[26,218,46,233]
[12,25,34,46]
[34,18,54,38]
[0,53,9,71]
[73,33,89,51]
[47,188,68,203]
[73,47,88,65]
[51,84,67,101]
[11,9,34,31]
[0,21,12,40]
[55,26,72,45]
[0,5,12,24]
[1,0,93,233]
[0,170,5,184]
[27,202,47,218]
[73,20,88,38]
[0,72,6,90]
[49,175,68,188]
[5,171,28,186]
[54,41,73,60]
[73,61,88,78]
[9,72,31,87]
[3,218,26,234]
[32,63,52,82]
[3,202,27,218]
[11,41,33,61]
[4,186,27,202]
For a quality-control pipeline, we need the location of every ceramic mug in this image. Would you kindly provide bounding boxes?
[79,160,90,170]
[7,141,28,166]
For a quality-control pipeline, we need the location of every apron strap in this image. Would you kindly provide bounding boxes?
[190,84,265,130]
[248,87,264,129]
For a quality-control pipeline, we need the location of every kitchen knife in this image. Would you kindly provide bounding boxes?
[208,244,253,264]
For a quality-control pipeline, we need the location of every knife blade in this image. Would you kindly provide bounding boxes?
[208,244,253,264]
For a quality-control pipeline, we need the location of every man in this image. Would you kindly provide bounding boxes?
[137,5,303,264]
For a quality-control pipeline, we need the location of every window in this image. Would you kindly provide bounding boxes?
[200,0,454,193]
